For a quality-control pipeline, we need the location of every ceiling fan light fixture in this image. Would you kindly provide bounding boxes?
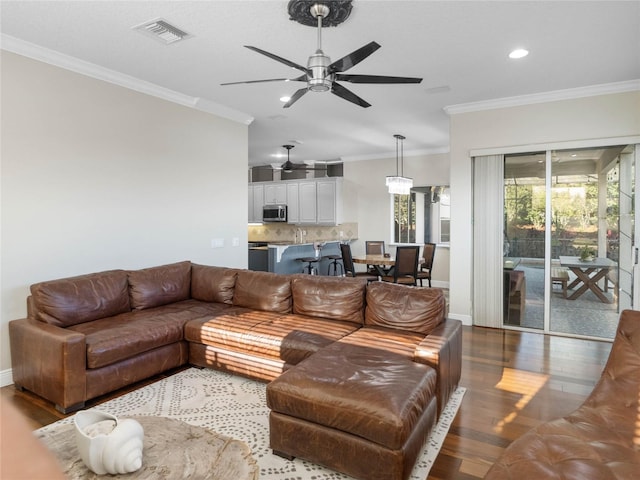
[386,134,412,195]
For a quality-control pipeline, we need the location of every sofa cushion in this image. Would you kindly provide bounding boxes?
[277,315,361,364]
[30,270,130,327]
[185,309,284,357]
[69,299,223,368]
[338,326,425,360]
[186,310,360,363]
[191,264,238,304]
[233,270,292,313]
[291,275,366,324]
[128,261,191,311]
[365,282,446,335]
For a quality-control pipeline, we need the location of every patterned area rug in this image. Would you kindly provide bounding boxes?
[38,368,465,480]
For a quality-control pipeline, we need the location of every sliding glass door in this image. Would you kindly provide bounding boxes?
[503,153,545,330]
[501,145,635,339]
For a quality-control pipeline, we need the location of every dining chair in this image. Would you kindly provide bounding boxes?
[340,243,378,282]
[365,240,386,274]
[380,246,420,285]
[416,243,436,287]
[365,241,385,255]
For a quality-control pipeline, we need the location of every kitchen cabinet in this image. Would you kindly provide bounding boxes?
[298,181,317,223]
[248,184,264,223]
[249,178,343,225]
[316,179,343,225]
[286,182,299,223]
[264,183,287,205]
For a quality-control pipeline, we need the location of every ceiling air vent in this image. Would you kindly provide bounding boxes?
[133,18,191,45]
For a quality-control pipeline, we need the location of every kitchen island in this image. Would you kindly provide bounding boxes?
[268,241,342,275]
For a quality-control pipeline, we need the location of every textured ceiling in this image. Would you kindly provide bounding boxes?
[1,1,639,166]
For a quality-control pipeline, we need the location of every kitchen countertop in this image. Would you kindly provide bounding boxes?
[266,241,341,247]
[264,241,342,274]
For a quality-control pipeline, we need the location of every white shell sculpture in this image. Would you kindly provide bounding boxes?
[73,410,144,475]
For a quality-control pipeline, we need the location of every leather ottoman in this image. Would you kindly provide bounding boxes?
[266,342,438,480]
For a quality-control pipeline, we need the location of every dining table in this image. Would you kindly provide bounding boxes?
[352,254,394,277]
[559,255,615,303]
[352,254,425,277]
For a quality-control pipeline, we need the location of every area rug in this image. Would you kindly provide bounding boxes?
[37,368,465,480]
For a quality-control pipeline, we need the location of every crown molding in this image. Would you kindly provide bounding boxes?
[444,79,640,115]
[1,34,254,125]
[341,147,450,163]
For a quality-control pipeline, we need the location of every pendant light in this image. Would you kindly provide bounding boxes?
[386,134,412,194]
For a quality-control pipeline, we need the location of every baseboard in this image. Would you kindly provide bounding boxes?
[432,280,450,289]
[1,368,14,387]
[448,313,473,326]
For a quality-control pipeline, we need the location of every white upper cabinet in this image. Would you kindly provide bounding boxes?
[316,178,343,225]
[264,183,287,205]
[286,182,300,224]
[249,178,343,225]
[298,181,317,224]
[248,184,264,223]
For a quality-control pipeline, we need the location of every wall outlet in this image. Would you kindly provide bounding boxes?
[211,238,224,248]
[232,237,240,247]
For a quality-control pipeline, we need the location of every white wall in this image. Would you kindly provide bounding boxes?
[449,90,640,325]
[344,152,450,284]
[1,52,249,373]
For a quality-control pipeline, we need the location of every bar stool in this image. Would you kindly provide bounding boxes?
[326,255,343,276]
[298,257,320,275]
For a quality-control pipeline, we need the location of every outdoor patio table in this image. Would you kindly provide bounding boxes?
[559,256,615,303]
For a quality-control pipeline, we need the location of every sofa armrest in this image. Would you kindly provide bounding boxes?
[413,318,462,417]
[9,318,87,412]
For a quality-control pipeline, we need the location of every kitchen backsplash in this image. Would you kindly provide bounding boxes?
[248,222,358,244]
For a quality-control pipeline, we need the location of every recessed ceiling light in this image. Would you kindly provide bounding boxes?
[280,96,291,103]
[509,48,529,59]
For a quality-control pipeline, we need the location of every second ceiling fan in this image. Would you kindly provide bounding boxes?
[222,2,422,108]
[276,144,327,173]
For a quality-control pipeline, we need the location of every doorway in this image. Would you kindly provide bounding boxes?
[503,145,634,339]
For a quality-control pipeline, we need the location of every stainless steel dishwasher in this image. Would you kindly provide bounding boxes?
[248,242,269,271]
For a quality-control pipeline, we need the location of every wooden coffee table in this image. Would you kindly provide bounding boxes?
[37,416,258,479]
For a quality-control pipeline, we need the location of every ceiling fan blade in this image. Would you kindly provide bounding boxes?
[221,78,291,86]
[328,41,381,73]
[283,88,309,108]
[221,74,307,86]
[335,74,423,84]
[331,82,371,108]
[287,165,327,171]
[244,45,309,74]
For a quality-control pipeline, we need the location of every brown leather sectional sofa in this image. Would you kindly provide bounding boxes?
[9,261,462,415]
[485,309,640,480]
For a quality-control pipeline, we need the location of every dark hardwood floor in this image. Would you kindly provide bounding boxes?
[1,326,613,479]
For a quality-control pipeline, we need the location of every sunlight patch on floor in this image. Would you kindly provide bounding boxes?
[493,368,549,434]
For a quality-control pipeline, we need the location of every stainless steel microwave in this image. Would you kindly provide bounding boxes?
[263,204,287,223]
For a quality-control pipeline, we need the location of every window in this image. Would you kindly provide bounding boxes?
[436,187,450,243]
[393,193,416,243]
[392,186,450,244]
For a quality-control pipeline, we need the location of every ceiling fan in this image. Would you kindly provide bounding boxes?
[221,2,422,108]
[275,144,327,172]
